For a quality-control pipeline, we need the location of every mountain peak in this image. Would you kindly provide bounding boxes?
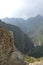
[36,14,42,18]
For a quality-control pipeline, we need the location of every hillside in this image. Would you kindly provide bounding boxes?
[0,20,34,54]
[2,15,43,46]
[1,18,43,58]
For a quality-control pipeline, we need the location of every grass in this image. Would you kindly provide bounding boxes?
[23,55,43,63]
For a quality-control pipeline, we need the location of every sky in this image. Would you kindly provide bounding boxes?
[0,0,43,19]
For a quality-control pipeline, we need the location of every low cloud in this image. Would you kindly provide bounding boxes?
[13,0,43,19]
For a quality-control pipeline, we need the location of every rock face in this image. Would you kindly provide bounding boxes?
[0,27,25,65]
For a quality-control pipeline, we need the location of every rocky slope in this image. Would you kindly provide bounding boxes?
[0,27,25,65]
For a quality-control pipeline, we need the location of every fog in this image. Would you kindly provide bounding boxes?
[0,0,43,19]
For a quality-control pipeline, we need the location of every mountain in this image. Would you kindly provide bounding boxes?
[29,45,43,58]
[2,17,27,32]
[1,16,43,58]
[2,15,43,46]
[0,20,34,54]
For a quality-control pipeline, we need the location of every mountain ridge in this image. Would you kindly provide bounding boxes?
[0,20,34,54]
[2,15,43,46]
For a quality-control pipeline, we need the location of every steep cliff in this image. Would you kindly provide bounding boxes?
[0,27,25,65]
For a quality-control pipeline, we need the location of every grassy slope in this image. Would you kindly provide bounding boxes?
[23,55,43,63]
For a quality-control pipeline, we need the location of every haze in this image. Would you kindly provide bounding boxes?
[0,0,43,19]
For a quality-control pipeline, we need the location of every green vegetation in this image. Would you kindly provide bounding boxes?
[0,20,34,55]
[23,55,43,63]
[3,15,43,45]
[28,45,43,58]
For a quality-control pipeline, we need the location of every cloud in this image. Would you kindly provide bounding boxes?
[12,0,43,19]
[0,0,43,18]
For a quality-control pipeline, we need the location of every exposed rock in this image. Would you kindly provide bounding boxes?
[0,27,25,65]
